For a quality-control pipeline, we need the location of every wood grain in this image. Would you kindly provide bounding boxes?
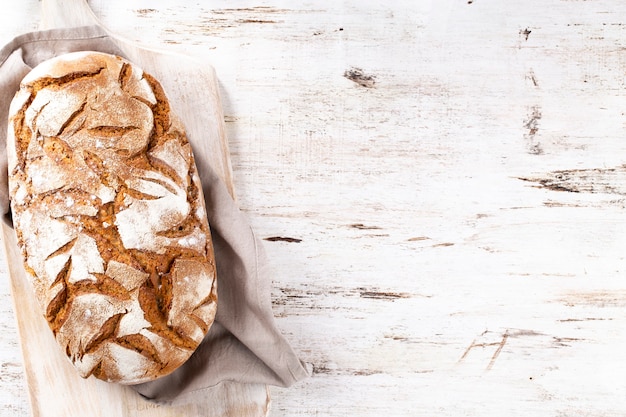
[2,0,626,416]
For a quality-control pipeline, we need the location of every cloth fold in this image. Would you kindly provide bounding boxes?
[0,26,309,403]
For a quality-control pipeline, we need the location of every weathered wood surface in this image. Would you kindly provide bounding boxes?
[2,0,626,416]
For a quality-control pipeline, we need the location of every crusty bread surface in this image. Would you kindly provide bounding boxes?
[7,51,217,384]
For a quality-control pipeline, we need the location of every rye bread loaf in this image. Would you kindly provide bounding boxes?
[6,51,217,384]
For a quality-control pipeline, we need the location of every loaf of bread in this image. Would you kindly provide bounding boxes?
[6,51,217,384]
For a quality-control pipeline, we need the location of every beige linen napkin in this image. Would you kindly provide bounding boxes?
[0,26,309,403]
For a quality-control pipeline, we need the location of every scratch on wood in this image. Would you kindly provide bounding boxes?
[264,236,302,243]
[526,68,539,87]
[486,331,509,370]
[344,67,376,88]
[458,330,510,370]
[458,339,488,362]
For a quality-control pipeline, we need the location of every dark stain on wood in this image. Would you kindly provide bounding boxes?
[518,166,626,195]
[311,363,383,376]
[518,176,580,193]
[559,317,611,322]
[344,67,376,88]
[353,369,383,376]
[311,363,333,375]
[136,8,158,16]
[520,28,532,40]
[264,236,302,243]
[552,336,583,347]
[523,105,543,154]
[349,223,382,230]
[385,334,410,342]
[359,290,411,300]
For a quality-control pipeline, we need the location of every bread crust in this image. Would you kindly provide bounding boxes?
[7,51,217,384]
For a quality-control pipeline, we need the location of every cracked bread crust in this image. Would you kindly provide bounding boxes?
[7,51,217,384]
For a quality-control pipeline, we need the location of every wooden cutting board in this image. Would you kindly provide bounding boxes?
[0,1,270,416]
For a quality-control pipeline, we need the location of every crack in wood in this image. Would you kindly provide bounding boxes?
[359,290,411,300]
[215,7,290,13]
[264,236,302,243]
[274,286,417,309]
[236,19,280,24]
[311,363,383,376]
[349,223,382,230]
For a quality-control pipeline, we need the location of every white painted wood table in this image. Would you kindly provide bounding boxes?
[2,1,626,415]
